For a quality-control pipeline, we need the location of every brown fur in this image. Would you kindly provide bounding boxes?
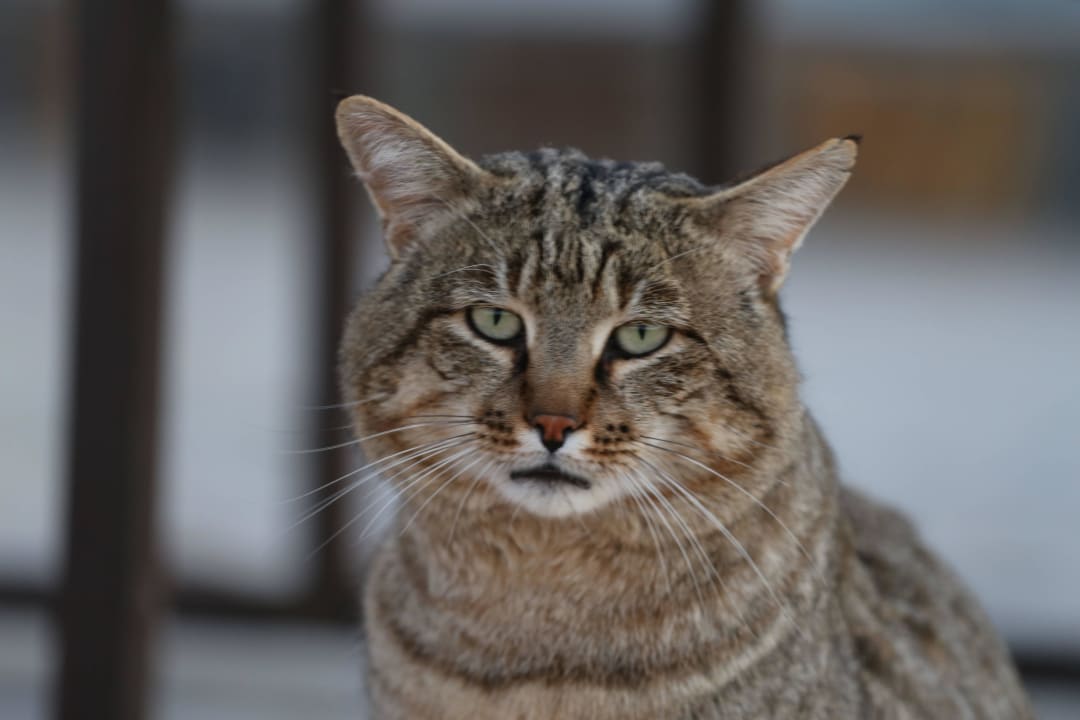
[334,96,1032,719]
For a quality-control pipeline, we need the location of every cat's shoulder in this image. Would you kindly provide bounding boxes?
[839,485,919,559]
[835,484,1033,718]
[837,483,971,629]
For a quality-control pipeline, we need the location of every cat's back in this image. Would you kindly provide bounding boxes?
[837,486,1033,719]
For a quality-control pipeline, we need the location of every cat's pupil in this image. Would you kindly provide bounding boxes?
[492,309,503,325]
[636,325,647,340]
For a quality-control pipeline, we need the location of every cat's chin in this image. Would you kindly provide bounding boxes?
[493,474,622,518]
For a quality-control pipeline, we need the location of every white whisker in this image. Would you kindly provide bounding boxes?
[399,452,488,534]
[300,394,388,411]
[620,468,675,598]
[359,447,476,542]
[631,460,762,641]
[288,438,472,532]
[638,452,806,641]
[449,459,494,545]
[432,194,500,252]
[626,465,709,612]
[284,433,476,504]
[307,444,476,558]
[640,440,820,582]
[657,245,708,268]
[285,420,474,455]
[432,263,498,280]
[640,434,757,474]
[408,414,480,421]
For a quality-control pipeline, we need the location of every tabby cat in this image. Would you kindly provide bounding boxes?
[333,95,1033,719]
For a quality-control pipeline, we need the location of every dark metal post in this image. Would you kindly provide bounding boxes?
[305,0,366,619]
[56,0,174,718]
[694,0,750,182]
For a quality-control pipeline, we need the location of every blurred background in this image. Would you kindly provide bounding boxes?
[1,0,1078,718]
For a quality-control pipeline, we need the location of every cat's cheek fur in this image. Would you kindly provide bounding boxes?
[375,355,450,419]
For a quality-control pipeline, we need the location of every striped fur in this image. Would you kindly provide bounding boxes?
[335,96,1032,719]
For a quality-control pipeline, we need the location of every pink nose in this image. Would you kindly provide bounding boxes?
[531,414,579,453]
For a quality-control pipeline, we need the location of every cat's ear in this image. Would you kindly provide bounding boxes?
[336,95,489,258]
[684,136,858,294]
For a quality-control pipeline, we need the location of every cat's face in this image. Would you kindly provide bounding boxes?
[336,97,856,520]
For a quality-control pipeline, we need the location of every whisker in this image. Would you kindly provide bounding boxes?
[657,245,708,268]
[285,421,473,455]
[432,194,500,252]
[407,414,480,421]
[287,438,472,531]
[654,487,722,592]
[565,486,591,534]
[315,422,361,433]
[558,485,584,529]
[449,459,494,545]
[619,469,674,598]
[248,421,355,436]
[432,263,498,280]
[283,433,476,503]
[626,465,709,612]
[306,443,476,558]
[639,433,786,487]
[358,446,476,542]
[299,394,388,411]
[637,463,729,601]
[640,434,757,474]
[631,459,762,641]
[720,424,782,453]
[639,440,820,581]
[400,452,488,535]
[638,453,806,641]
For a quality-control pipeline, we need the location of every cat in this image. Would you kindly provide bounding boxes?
[333,95,1033,719]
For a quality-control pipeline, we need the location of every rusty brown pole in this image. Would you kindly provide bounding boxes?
[56,0,175,718]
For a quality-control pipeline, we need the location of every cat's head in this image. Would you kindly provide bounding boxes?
[335,96,856,520]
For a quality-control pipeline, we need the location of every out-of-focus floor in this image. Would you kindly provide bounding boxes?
[2,608,1079,719]
[0,609,364,720]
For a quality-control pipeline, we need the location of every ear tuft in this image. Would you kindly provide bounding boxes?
[335,95,486,258]
[686,136,858,293]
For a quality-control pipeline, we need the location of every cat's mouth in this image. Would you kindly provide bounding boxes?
[509,463,592,490]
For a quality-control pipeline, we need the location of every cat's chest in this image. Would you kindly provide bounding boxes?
[360,542,835,720]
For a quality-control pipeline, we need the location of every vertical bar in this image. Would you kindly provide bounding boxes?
[56,0,174,718]
[694,0,750,182]
[306,0,365,618]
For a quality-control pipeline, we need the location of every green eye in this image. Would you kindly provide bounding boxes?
[613,323,671,356]
[468,306,524,343]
